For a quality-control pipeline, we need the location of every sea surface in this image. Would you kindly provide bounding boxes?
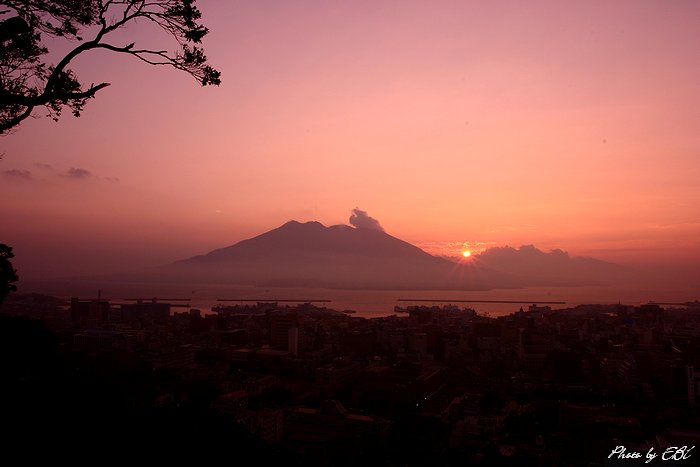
[19,279,700,318]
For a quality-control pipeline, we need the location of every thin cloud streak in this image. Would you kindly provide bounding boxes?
[2,169,33,180]
[63,167,93,180]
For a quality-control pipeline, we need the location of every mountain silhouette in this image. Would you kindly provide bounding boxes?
[150,221,512,290]
[475,245,624,286]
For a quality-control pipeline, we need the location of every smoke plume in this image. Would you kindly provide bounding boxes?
[349,208,384,231]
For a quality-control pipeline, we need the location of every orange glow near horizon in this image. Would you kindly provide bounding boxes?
[462,251,472,258]
[1,1,700,282]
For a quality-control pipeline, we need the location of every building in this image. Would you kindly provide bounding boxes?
[70,297,110,325]
[269,312,302,355]
[121,300,170,323]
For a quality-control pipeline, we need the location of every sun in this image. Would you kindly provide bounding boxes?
[462,250,471,258]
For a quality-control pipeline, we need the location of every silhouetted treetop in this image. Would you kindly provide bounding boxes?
[0,243,19,304]
[0,0,221,134]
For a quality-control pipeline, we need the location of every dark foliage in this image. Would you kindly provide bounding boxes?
[0,243,18,303]
[0,0,221,133]
[0,314,290,465]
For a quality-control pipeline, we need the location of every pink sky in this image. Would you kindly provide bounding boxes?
[2,1,700,278]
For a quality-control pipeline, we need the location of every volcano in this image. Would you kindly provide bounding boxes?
[150,220,512,290]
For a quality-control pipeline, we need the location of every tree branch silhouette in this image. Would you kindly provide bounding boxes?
[0,0,221,134]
